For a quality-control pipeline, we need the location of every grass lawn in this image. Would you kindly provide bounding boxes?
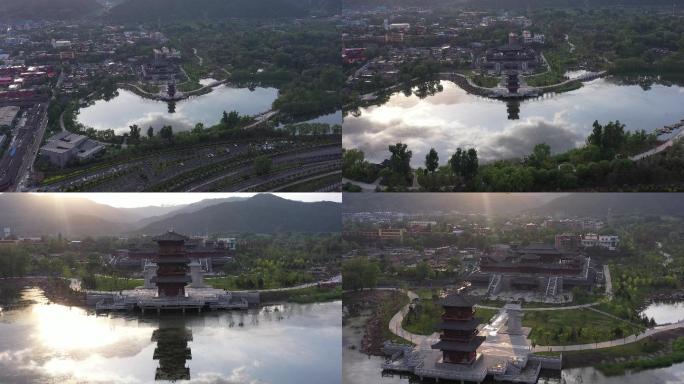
[260,286,341,304]
[471,74,500,88]
[524,308,644,346]
[93,276,143,291]
[403,299,499,336]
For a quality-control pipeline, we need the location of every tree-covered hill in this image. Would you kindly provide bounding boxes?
[134,194,342,234]
[106,0,340,22]
[0,0,102,21]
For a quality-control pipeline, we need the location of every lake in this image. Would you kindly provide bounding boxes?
[0,288,341,384]
[77,85,279,135]
[343,77,684,166]
[640,301,684,325]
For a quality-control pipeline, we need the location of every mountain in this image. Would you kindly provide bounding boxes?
[0,194,134,237]
[134,197,249,227]
[0,0,103,21]
[342,193,561,215]
[106,0,313,22]
[134,194,341,235]
[530,193,684,218]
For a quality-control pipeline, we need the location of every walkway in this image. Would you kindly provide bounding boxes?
[342,177,381,192]
[630,127,684,161]
[243,110,278,129]
[387,289,434,345]
[604,264,613,299]
[193,48,203,66]
[381,286,684,354]
[533,320,684,352]
[474,302,600,311]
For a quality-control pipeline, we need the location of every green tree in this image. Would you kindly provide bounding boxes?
[159,125,173,140]
[254,155,272,175]
[388,142,412,181]
[425,148,439,174]
[128,124,141,143]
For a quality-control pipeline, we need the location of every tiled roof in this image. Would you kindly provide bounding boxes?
[153,231,189,242]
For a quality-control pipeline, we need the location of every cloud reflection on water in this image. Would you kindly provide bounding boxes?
[343,79,684,166]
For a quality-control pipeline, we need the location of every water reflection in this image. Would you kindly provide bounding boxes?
[507,100,521,120]
[152,318,192,381]
[640,301,684,325]
[343,78,684,165]
[0,288,341,384]
[77,86,279,134]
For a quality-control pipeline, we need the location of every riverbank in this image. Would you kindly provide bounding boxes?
[260,286,342,304]
[0,277,86,307]
[344,290,410,355]
[561,328,684,375]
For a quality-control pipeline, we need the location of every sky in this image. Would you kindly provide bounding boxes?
[21,193,342,208]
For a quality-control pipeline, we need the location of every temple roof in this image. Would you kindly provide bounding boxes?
[437,317,481,331]
[439,294,479,308]
[151,275,192,284]
[432,335,485,352]
[153,231,189,242]
[152,256,191,263]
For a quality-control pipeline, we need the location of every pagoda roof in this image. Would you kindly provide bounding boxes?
[151,275,192,284]
[152,255,191,263]
[437,317,481,331]
[439,294,479,308]
[153,231,189,242]
[432,336,485,352]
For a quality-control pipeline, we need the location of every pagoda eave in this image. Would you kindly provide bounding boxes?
[431,336,485,352]
[151,276,192,284]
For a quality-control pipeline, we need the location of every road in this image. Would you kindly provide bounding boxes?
[0,103,49,191]
[37,141,340,192]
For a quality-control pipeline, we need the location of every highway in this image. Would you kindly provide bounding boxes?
[0,102,49,191]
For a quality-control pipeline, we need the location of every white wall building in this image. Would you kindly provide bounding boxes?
[582,233,619,250]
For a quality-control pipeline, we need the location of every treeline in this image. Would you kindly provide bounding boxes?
[344,120,684,191]
[167,22,342,119]
[217,233,341,290]
[106,0,308,22]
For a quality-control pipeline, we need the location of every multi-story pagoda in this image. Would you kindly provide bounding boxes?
[152,231,192,297]
[431,294,485,365]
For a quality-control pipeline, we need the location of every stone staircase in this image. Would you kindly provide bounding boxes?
[545,276,560,297]
[487,274,502,296]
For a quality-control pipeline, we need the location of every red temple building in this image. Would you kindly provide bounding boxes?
[152,231,192,297]
[431,294,485,365]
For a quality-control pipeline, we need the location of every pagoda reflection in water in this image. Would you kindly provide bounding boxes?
[152,317,193,381]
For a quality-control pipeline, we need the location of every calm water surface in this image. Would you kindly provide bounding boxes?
[0,288,341,384]
[343,78,684,166]
[77,85,279,134]
[640,301,684,325]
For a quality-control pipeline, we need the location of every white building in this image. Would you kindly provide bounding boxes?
[51,39,72,49]
[216,237,237,250]
[522,30,545,44]
[581,233,619,250]
[389,23,410,32]
[41,131,105,168]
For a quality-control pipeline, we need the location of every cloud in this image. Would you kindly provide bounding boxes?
[477,117,584,161]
